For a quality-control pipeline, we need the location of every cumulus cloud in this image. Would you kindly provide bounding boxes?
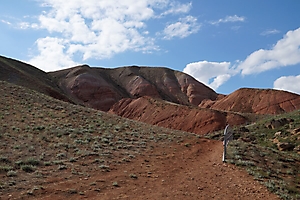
[162,16,200,39]
[28,37,78,72]
[183,27,300,93]
[210,15,245,25]
[20,0,197,71]
[183,61,235,90]
[273,75,300,94]
[238,27,300,75]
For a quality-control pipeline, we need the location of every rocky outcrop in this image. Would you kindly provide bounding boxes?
[277,142,295,151]
[292,127,300,135]
[109,96,247,135]
[265,118,293,129]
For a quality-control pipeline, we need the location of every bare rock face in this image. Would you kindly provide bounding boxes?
[67,73,121,111]
[109,96,247,135]
[199,88,300,115]
[294,145,300,153]
[292,127,300,135]
[127,75,160,97]
[106,67,161,98]
[108,67,218,106]
[50,65,124,111]
[272,137,295,151]
[175,71,218,105]
[50,65,218,111]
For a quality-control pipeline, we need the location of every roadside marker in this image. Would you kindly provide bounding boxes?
[222,125,233,162]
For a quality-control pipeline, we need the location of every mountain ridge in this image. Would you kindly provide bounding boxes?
[1,55,300,134]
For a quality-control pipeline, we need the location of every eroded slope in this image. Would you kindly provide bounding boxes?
[200,88,300,114]
[109,96,247,134]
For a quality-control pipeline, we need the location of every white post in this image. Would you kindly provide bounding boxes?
[222,125,230,162]
[222,139,226,162]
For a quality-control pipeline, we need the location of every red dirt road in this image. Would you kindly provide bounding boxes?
[21,139,279,200]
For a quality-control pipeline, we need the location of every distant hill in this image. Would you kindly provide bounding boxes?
[0,55,71,102]
[49,65,218,111]
[1,55,298,199]
[1,55,300,134]
[199,88,300,114]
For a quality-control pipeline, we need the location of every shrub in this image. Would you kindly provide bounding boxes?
[129,174,138,179]
[25,158,40,166]
[21,165,36,173]
[58,165,67,170]
[7,170,17,177]
[112,182,119,187]
[0,165,13,173]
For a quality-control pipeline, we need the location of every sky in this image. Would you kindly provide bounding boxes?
[0,0,300,95]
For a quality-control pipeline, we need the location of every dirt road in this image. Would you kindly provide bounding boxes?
[32,138,279,200]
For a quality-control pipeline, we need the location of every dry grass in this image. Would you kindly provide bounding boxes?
[207,111,300,200]
[0,79,295,199]
[0,80,196,198]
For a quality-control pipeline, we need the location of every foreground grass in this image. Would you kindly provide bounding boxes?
[208,110,300,200]
[0,81,195,197]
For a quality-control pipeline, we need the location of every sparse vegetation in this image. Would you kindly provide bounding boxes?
[21,165,36,173]
[1,67,300,199]
[7,170,17,177]
[213,110,300,200]
[112,181,119,187]
[129,173,138,179]
[0,80,197,198]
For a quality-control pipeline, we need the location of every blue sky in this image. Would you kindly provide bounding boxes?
[1,0,300,95]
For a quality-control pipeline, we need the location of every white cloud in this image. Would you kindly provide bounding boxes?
[239,27,300,75]
[28,37,78,72]
[1,19,39,29]
[1,19,11,25]
[260,29,280,36]
[18,22,39,29]
[273,75,300,94]
[162,16,200,39]
[160,2,192,16]
[183,61,235,90]
[21,0,197,71]
[210,15,245,25]
[182,27,300,92]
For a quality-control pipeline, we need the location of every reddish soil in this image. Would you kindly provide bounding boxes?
[109,97,247,134]
[49,65,218,111]
[5,139,279,200]
[2,55,300,135]
[200,88,300,114]
[0,80,282,200]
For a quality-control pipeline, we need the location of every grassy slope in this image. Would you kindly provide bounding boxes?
[207,111,300,199]
[0,78,299,199]
[0,80,196,198]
